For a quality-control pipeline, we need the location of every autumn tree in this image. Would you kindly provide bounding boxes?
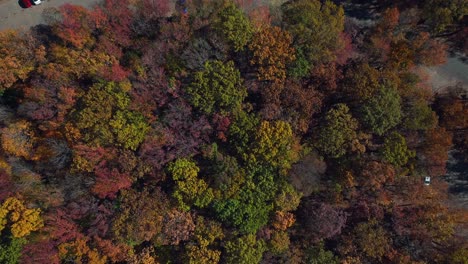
[299,201,347,242]
[185,216,224,264]
[248,26,295,82]
[112,188,168,245]
[0,31,37,93]
[342,62,380,102]
[0,197,43,238]
[187,60,246,115]
[282,0,344,68]
[1,120,35,160]
[420,127,453,176]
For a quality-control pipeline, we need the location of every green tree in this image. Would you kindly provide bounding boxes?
[305,243,339,264]
[214,1,253,52]
[402,99,437,131]
[185,217,224,264]
[315,104,361,158]
[75,80,148,149]
[249,120,299,173]
[0,237,27,264]
[422,0,468,33]
[109,110,150,150]
[168,159,214,211]
[381,132,415,167]
[224,234,266,264]
[343,63,380,101]
[353,219,391,261]
[282,0,344,66]
[187,60,246,114]
[213,165,277,234]
[228,110,260,157]
[359,83,402,136]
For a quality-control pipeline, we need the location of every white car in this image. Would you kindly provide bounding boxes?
[32,0,41,5]
[424,176,431,185]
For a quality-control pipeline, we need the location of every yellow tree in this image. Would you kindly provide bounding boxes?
[0,30,37,93]
[0,197,43,238]
[248,26,295,83]
[1,120,35,160]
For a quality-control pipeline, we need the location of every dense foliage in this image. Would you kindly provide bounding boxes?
[0,0,467,263]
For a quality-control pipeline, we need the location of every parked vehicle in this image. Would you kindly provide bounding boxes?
[21,0,41,8]
[424,176,431,185]
[21,0,32,8]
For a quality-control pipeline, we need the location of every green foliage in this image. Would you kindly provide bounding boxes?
[423,0,468,33]
[305,243,339,264]
[282,0,344,65]
[75,80,148,149]
[354,219,391,260]
[109,110,150,150]
[168,159,214,211]
[274,182,302,212]
[450,247,468,264]
[0,237,27,264]
[224,234,266,264]
[402,99,437,131]
[228,110,260,157]
[185,217,224,264]
[359,83,402,136]
[288,47,311,78]
[213,165,278,234]
[269,231,290,254]
[381,132,415,167]
[214,1,253,51]
[315,104,360,158]
[249,120,299,173]
[187,60,246,114]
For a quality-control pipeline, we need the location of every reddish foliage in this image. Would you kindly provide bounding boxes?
[94,236,130,262]
[130,66,173,121]
[45,209,83,243]
[92,162,133,199]
[421,127,453,177]
[0,169,14,202]
[212,114,231,142]
[160,209,195,245]
[20,239,60,264]
[95,0,134,47]
[55,4,103,48]
[335,32,354,65]
[300,201,347,242]
[99,62,130,82]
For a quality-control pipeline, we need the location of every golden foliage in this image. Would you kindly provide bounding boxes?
[0,197,43,238]
[249,26,295,82]
[1,120,35,159]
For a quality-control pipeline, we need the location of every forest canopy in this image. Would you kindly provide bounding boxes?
[0,0,467,263]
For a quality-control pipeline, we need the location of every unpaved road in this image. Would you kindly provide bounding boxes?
[0,0,98,31]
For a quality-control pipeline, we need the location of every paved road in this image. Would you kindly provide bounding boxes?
[0,0,98,31]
